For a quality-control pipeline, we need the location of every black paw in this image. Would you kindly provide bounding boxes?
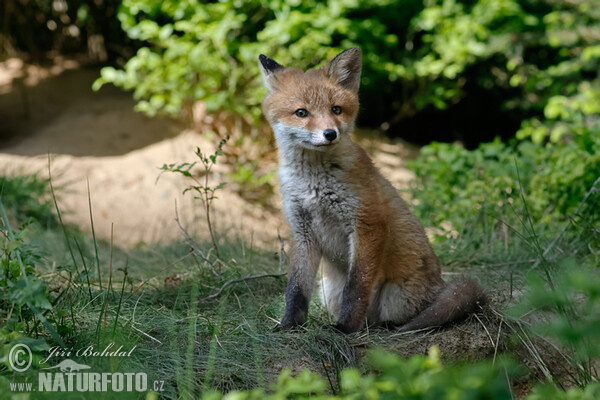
[332,323,355,334]
[275,320,305,332]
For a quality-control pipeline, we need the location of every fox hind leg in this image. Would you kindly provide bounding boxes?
[366,282,423,327]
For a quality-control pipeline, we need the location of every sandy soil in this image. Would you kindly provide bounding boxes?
[0,58,417,251]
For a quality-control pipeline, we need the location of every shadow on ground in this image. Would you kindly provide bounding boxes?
[0,62,179,156]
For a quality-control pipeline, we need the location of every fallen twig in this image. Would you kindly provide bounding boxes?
[202,272,286,301]
[130,324,163,344]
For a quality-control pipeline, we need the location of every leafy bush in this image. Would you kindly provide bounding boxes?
[527,383,600,400]
[0,197,65,350]
[200,346,600,399]
[408,133,600,239]
[514,0,600,145]
[95,0,598,145]
[202,346,519,400]
[93,0,526,122]
[0,175,55,227]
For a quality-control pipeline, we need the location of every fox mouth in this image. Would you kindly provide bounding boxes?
[302,141,334,148]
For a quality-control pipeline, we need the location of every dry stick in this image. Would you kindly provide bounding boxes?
[532,176,600,269]
[203,162,220,259]
[121,293,163,344]
[474,313,495,348]
[490,309,556,384]
[202,272,286,301]
[493,318,504,366]
[174,199,221,276]
[130,324,163,344]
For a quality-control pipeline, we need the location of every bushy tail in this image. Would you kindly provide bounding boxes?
[398,278,488,333]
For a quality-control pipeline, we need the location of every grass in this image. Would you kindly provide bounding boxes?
[1,172,599,399]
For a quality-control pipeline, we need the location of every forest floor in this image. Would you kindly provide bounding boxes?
[2,58,549,398]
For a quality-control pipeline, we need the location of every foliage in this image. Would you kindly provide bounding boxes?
[514,0,600,145]
[202,346,519,400]
[408,133,600,238]
[228,163,276,205]
[92,0,526,123]
[0,175,55,227]
[200,346,600,399]
[527,383,600,400]
[93,0,598,145]
[0,196,65,349]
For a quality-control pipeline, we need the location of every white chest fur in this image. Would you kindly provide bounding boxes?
[278,149,360,265]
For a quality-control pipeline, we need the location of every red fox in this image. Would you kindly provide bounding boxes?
[259,47,487,333]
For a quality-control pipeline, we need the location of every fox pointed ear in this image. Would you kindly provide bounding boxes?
[258,54,284,92]
[326,47,362,93]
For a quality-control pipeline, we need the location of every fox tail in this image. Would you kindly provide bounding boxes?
[398,277,488,332]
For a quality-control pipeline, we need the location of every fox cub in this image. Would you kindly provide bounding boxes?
[259,48,487,333]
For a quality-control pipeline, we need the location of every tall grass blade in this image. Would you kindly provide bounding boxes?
[87,178,102,291]
[47,154,79,271]
[182,281,199,399]
[73,236,93,300]
[112,259,128,337]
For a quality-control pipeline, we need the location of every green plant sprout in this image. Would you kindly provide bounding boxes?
[159,136,229,259]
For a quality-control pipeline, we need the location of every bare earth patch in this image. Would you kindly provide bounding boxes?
[0,60,286,249]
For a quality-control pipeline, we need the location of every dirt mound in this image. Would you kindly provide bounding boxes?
[0,58,417,251]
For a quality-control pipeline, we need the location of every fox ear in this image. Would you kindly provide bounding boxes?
[326,47,362,93]
[258,54,284,92]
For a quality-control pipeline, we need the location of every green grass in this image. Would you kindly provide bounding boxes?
[1,209,497,398]
[1,172,599,399]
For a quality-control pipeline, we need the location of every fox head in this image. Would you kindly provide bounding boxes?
[258,48,362,154]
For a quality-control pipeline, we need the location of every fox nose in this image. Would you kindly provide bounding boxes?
[323,129,337,141]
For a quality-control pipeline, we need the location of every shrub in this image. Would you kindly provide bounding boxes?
[94,1,598,145]
[202,346,519,400]
[0,175,55,227]
[0,197,65,350]
[93,0,527,123]
[201,346,600,399]
[408,133,600,240]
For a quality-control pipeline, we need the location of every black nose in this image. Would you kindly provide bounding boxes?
[324,129,337,141]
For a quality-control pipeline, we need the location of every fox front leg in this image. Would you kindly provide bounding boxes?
[280,238,321,329]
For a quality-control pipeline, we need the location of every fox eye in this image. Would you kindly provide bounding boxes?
[331,106,342,115]
[294,109,309,118]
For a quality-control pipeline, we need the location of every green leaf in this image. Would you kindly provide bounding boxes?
[9,277,52,310]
